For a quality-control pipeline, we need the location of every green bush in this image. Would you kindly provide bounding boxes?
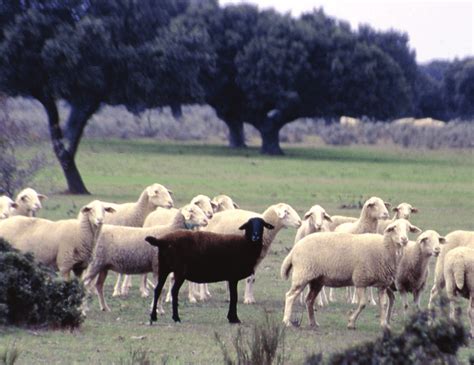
[305,298,469,365]
[0,239,84,328]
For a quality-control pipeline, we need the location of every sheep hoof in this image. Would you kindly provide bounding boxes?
[189,297,197,303]
[370,300,377,306]
[228,318,241,324]
[150,312,158,322]
[141,292,150,298]
[243,298,255,304]
[347,322,356,330]
[172,316,181,323]
[308,322,320,328]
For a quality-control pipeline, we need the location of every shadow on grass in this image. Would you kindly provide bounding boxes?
[84,139,455,166]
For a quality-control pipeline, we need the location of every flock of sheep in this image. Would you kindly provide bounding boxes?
[0,186,473,336]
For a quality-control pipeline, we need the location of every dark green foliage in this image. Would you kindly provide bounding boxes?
[305,300,469,365]
[215,311,286,365]
[0,239,84,329]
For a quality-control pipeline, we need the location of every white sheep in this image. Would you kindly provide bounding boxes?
[281,219,421,329]
[377,202,418,234]
[211,194,239,212]
[294,205,333,306]
[443,246,474,338]
[428,230,474,308]
[340,116,361,127]
[0,200,115,280]
[335,196,390,234]
[335,196,391,305]
[104,183,174,297]
[395,230,446,315]
[0,196,18,219]
[144,194,215,227]
[82,204,209,312]
[11,188,47,217]
[203,203,302,304]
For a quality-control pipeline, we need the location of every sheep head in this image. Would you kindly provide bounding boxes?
[239,217,274,243]
[384,219,422,248]
[393,203,418,219]
[211,195,239,212]
[303,205,332,231]
[365,196,390,220]
[274,203,302,228]
[180,204,208,228]
[147,183,174,209]
[0,196,18,219]
[81,200,116,227]
[16,188,47,216]
[416,230,446,257]
[190,194,214,219]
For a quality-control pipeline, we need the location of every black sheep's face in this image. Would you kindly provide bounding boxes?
[239,218,274,242]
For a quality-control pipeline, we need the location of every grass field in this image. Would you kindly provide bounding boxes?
[1,139,473,364]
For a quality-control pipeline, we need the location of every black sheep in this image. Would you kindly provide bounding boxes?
[145,217,274,324]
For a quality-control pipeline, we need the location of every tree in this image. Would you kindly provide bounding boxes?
[0,0,213,193]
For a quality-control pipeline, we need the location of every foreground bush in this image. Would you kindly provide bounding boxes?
[305,299,469,365]
[0,239,84,329]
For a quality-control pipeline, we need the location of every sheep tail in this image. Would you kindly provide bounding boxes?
[280,250,293,280]
[453,262,465,291]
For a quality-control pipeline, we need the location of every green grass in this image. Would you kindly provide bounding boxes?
[1,139,473,364]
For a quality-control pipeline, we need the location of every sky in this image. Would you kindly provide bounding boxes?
[219,0,473,63]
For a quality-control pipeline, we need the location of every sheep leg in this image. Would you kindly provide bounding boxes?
[121,275,132,296]
[321,287,329,306]
[243,274,256,304]
[347,287,366,330]
[112,274,123,297]
[165,274,174,303]
[413,290,422,310]
[428,283,440,309]
[95,270,111,312]
[469,296,474,339]
[150,275,168,324]
[283,283,306,327]
[345,287,352,303]
[306,281,323,328]
[188,282,198,303]
[171,275,185,323]
[150,274,164,315]
[140,274,149,298]
[385,288,395,327]
[400,291,409,317]
[351,286,358,304]
[299,288,306,306]
[369,287,377,306]
[227,280,240,324]
[329,288,336,302]
[198,284,210,301]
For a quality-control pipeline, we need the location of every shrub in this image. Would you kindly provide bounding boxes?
[215,311,286,365]
[305,298,469,365]
[0,239,84,329]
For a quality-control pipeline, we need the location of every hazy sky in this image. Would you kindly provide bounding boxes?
[219,0,473,63]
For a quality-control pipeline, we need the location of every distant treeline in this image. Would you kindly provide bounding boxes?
[0,0,472,193]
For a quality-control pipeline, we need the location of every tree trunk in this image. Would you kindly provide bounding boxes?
[259,121,284,155]
[65,101,100,156]
[227,120,246,148]
[38,95,91,194]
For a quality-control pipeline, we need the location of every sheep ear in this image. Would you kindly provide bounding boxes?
[392,207,399,213]
[38,194,48,201]
[409,224,422,234]
[323,213,333,222]
[411,207,419,214]
[81,206,92,214]
[439,236,447,244]
[384,202,392,209]
[145,236,160,247]
[233,202,240,209]
[10,202,19,209]
[167,189,173,195]
[210,201,218,210]
[303,211,312,220]
[264,222,274,230]
[105,207,116,214]
[182,209,192,221]
[367,202,376,208]
[384,224,396,233]
[238,222,249,230]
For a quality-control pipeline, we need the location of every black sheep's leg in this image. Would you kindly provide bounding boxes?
[172,274,185,322]
[227,280,241,324]
[150,274,168,325]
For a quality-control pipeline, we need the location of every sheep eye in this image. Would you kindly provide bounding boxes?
[21,195,28,201]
